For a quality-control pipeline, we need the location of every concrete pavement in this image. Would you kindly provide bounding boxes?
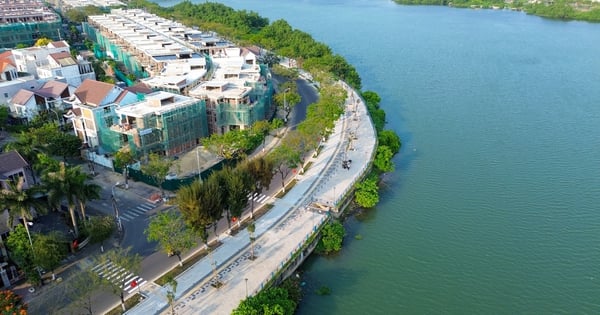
[124,81,376,315]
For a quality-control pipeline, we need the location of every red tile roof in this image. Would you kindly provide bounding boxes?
[36,80,69,98]
[49,52,77,67]
[10,89,34,105]
[74,79,115,107]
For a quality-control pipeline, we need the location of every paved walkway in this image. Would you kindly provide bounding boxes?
[124,81,376,315]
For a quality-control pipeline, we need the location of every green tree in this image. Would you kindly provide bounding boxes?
[0,106,8,130]
[378,129,401,155]
[203,129,253,160]
[268,144,301,193]
[87,216,115,252]
[258,51,280,68]
[247,220,256,260]
[0,290,27,314]
[44,162,86,237]
[47,132,82,162]
[113,147,136,189]
[145,210,196,267]
[66,269,102,315]
[141,153,174,198]
[232,286,296,315]
[32,231,68,281]
[244,157,273,218]
[354,177,379,208]
[6,225,40,286]
[251,120,272,152]
[374,145,395,173]
[0,177,46,284]
[75,181,101,228]
[316,221,345,254]
[164,274,178,315]
[274,83,301,124]
[34,37,52,47]
[219,167,250,230]
[95,247,142,312]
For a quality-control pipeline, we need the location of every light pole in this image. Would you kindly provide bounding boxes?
[196,147,202,182]
[111,184,123,232]
[245,278,248,298]
[282,88,290,123]
[22,219,43,279]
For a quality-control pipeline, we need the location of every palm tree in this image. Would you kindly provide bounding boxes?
[75,181,101,228]
[43,162,86,237]
[0,177,46,250]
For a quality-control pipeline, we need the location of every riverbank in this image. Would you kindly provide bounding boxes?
[393,0,600,23]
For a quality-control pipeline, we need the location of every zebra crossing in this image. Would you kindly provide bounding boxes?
[248,192,270,204]
[91,260,147,294]
[119,203,155,222]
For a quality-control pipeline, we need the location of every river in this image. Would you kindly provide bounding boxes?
[156,0,600,313]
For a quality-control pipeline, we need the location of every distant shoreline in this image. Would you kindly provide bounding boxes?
[392,0,600,23]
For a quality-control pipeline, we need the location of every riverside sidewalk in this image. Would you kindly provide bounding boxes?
[125,81,376,315]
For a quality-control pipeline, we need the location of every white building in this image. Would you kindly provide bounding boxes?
[11,41,95,87]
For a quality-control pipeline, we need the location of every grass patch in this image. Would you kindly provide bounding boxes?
[275,179,298,198]
[105,293,143,315]
[155,241,221,286]
[304,161,313,171]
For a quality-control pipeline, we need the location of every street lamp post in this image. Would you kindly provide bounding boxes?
[196,147,202,183]
[111,184,123,232]
[283,88,290,123]
[245,278,248,298]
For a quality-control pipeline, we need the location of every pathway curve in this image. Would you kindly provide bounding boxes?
[125,81,376,315]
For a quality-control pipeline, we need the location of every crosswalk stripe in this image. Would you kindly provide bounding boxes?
[120,216,130,222]
[121,213,135,220]
[138,203,154,210]
[130,208,146,215]
[92,260,146,295]
[256,195,268,203]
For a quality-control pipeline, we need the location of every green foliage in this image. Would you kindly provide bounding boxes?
[203,129,256,160]
[145,210,196,264]
[258,51,280,68]
[316,221,345,254]
[34,38,52,47]
[113,147,136,168]
[0,290,27,314]
[43,163,87,237]
[354,234,363,240]
[176,177,222,243]
[0,106,8,130]
[361,91,386,132]
[232,286,296,315]
[87,215,115,245]
[378,130,401,155]
[354,177,380,208]
[141,153,174,196]
[393,0,600,22]
[47,132,82,161]
[15,43,28,49]
[6,225,42,286]
[268,144,301,192]
[64,5,106,23]
[32,231,68,273]
[374,145,395,173]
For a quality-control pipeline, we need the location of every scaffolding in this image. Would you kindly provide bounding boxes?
[83,23,147,78]
[0,20,63,48]
[97,94,209,157]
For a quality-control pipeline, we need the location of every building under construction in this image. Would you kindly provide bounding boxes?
[0,0,62,48]
[106,91,208,157]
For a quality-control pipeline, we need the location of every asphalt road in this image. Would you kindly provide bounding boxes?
[77,76,320,314]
